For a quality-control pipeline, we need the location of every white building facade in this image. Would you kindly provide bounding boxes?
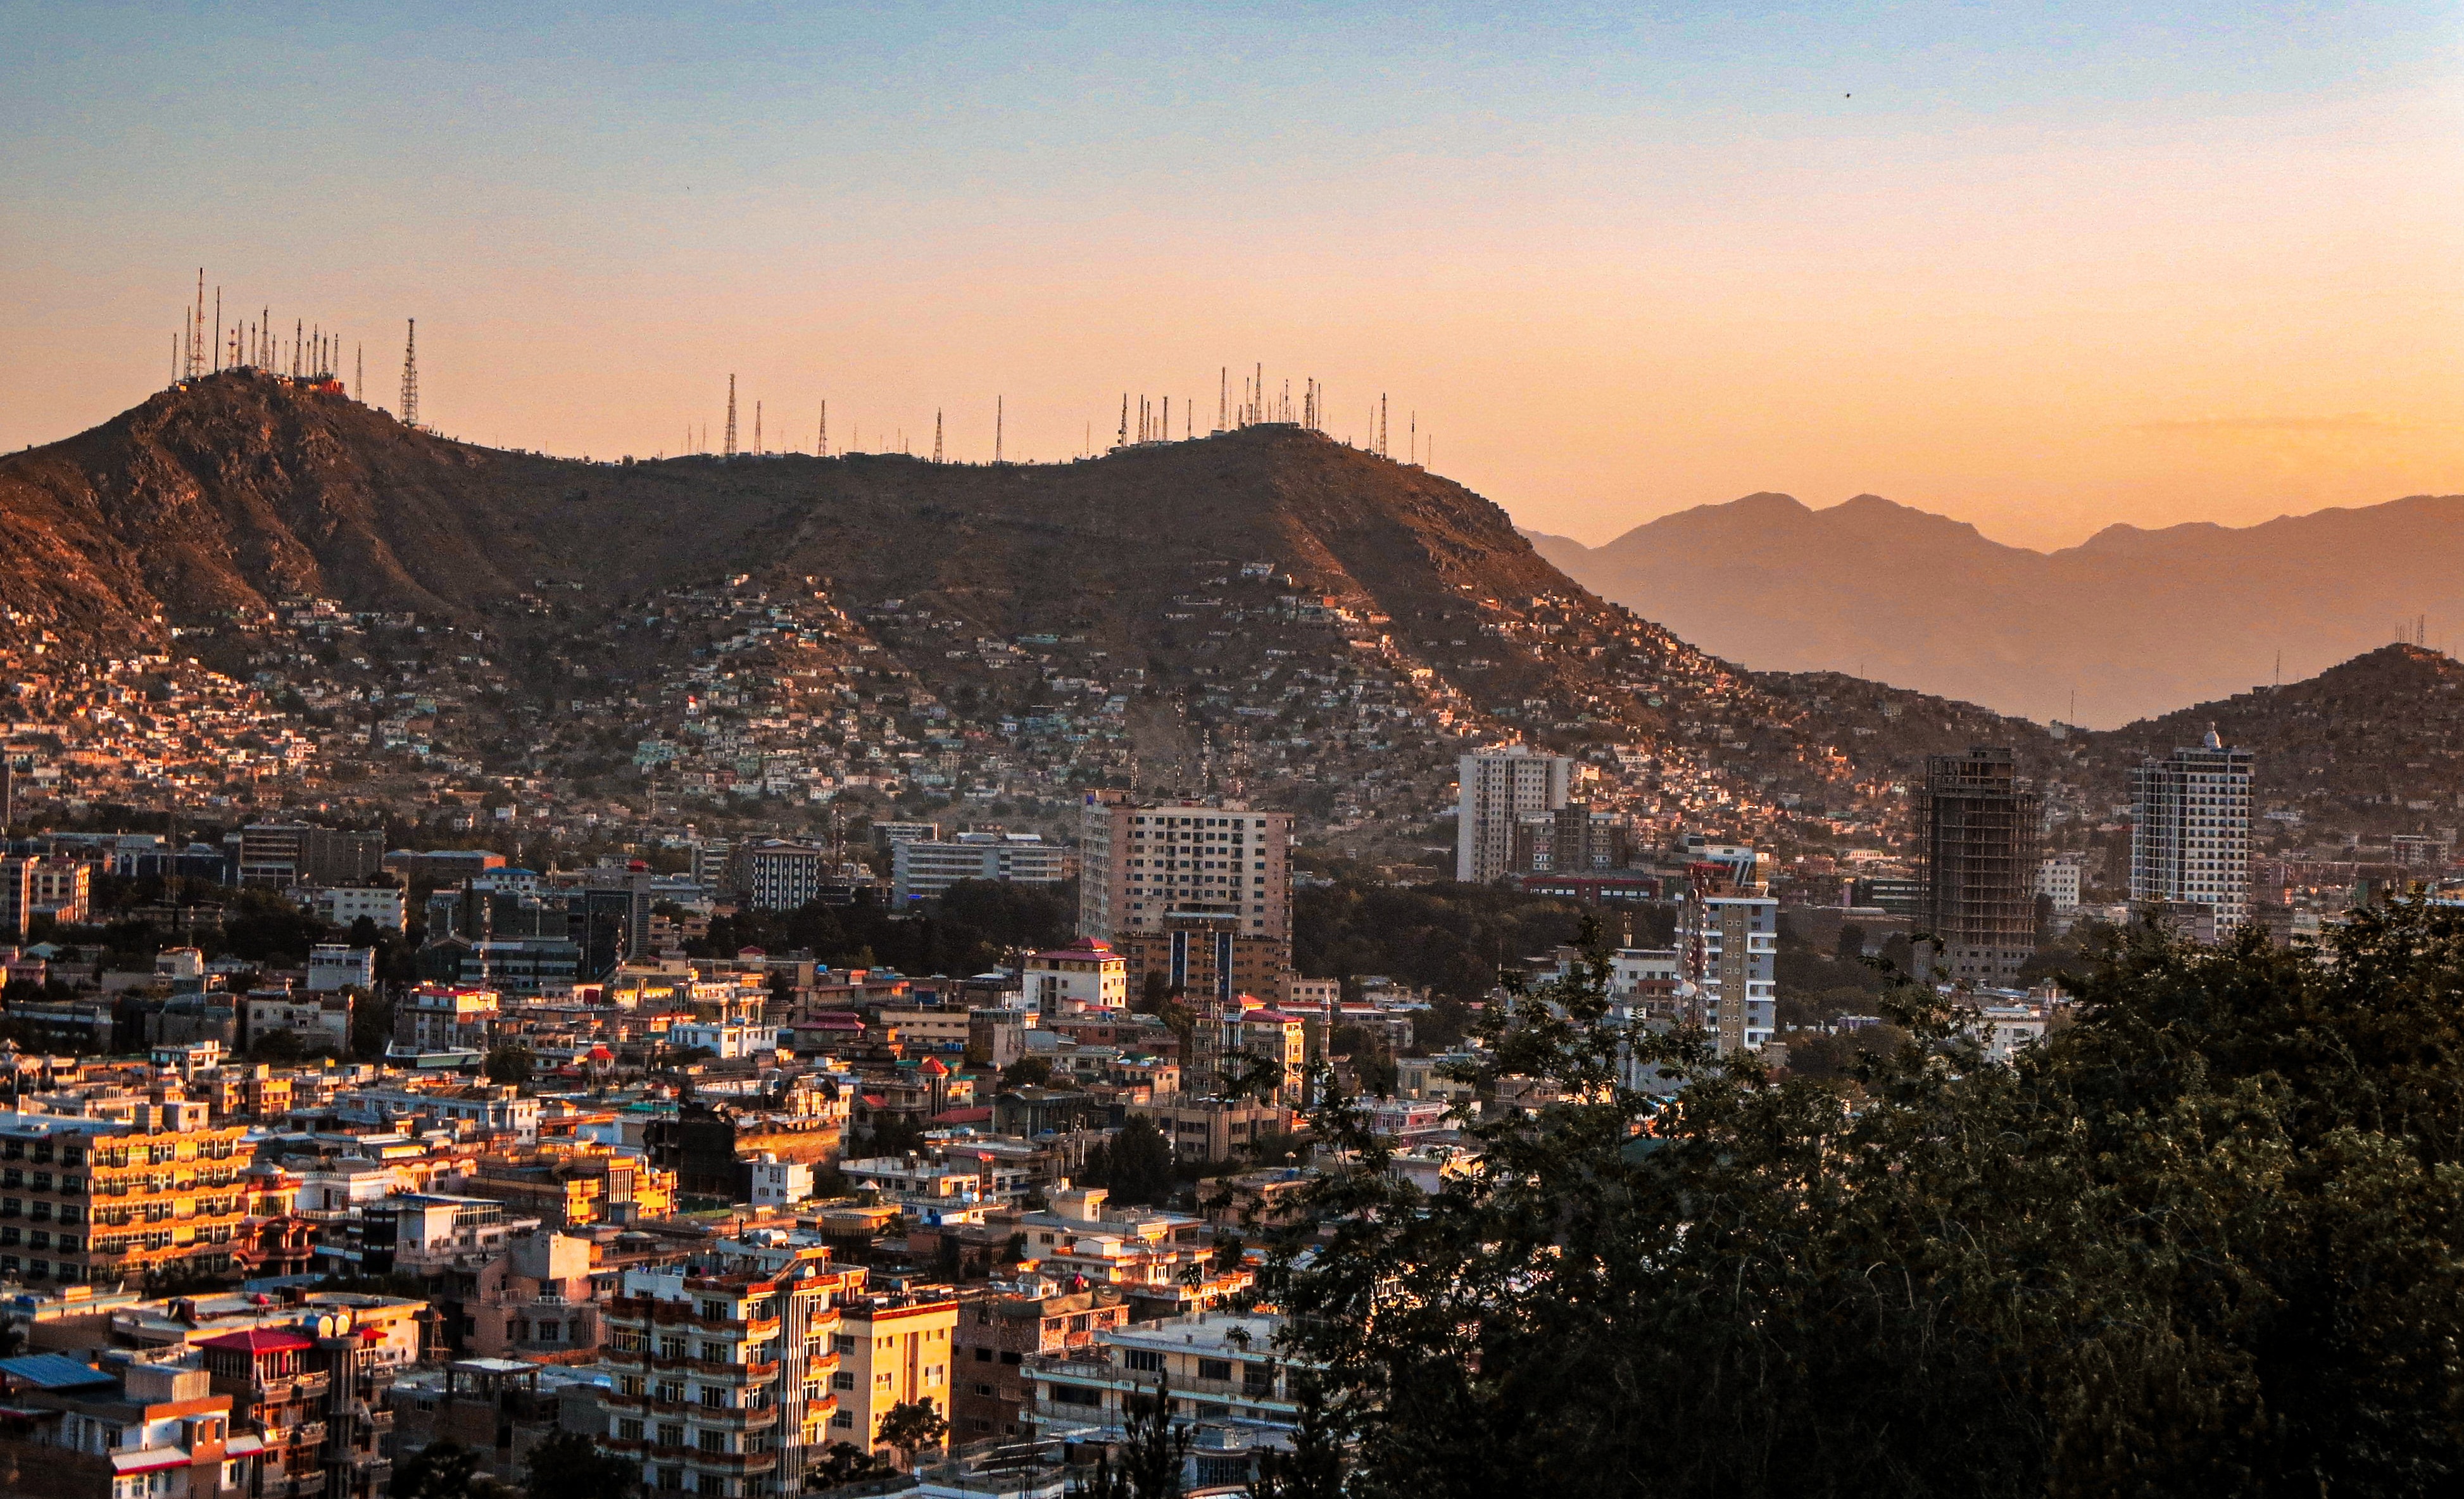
[2130,732,2255,934]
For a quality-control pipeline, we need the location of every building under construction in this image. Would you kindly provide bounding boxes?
[1916,746,2040,986]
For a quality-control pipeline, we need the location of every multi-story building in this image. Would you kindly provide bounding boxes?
[726,839,838,913]
[1187,1000,1307,1104]
[952,1282,1130,1443]
[1113,915,1288,1008]
[1456,748,1572,885]
[1916,746,2040,985]
[1078,799,1292,945]
[236,824,384,889]
[601,1245,852,1496]
[0,1098,254,1286]
[311,886,406,932]
[1021,939,1128,1012]
[28,856,92,924]
[2130,731,2256,936]
[0,1351,245,1499]
[1023,1310,1305,1490]
[392,984,500,1053]
[827,1288,960,1456]
[1680,892,1777,1055]
[244,989,353,1053]
[0,855,35,939]
[305,945,376,993]
[891,834,1069,904]
[2035,855,2084,913]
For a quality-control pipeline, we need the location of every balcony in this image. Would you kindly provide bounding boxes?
[693,1405,781,1432]
[259,1373,332,1403]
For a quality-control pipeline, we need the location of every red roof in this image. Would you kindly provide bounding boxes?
[1245,1008,1300,1024]
[200,1328,315,1354]
[931,1107,993,1125]
[918,1057,949,1076]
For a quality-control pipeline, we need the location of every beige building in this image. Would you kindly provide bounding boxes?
[829,1289,960,1454]
[1078,798,1292,946]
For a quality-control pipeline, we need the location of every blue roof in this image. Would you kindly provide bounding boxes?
[0,1354,115,1390]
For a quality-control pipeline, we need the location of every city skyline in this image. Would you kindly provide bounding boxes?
[4,3,2457,549]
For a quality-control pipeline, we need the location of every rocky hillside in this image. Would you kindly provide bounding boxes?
[0,373,1938,844]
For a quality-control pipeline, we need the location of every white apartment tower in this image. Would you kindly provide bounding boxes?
[2130,730,2255,934]
[1456,748,1572,884]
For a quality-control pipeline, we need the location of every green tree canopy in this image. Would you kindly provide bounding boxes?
[1271,905,2464,1498]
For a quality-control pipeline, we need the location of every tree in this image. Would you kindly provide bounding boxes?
[1001,1055,1055,1089]
[521,1431,638,1499]
[1071,1379,1190,1499]
[1245,1370,1346,1499]
[807,1441,894,1489]
[484,1043,535,1086]
[393,1440,481,1499]
[876,1397,948,1469]
[1833,920,1867,960]
[1087,1115,1176,1206]
[1269,905,2464,1498]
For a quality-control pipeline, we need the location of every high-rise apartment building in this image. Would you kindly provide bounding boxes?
[1916,746,2041,986]
[1456,748,1572,884]
[1077,798,1292,945]
[2130,730,2254,934]
[1679,890,1777,1055]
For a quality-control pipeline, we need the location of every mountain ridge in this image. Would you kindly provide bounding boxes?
[1538,489,2464,724]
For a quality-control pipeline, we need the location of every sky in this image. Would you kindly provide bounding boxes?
[2,1,2458,551]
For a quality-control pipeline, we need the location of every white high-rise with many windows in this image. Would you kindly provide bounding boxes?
[2130,729,2255,934]
[1456,748,1572,884]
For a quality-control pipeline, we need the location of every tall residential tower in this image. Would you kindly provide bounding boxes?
[2130,729,2254,935]
[1456,748,1572,884]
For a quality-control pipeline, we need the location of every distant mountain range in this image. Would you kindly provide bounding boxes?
[1528,492,2464,726]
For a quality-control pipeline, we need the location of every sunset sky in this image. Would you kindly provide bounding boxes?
[3,2,2457,550]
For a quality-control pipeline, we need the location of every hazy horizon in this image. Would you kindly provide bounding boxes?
[5,2,2458,552]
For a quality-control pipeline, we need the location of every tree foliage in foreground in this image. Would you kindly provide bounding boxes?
[1272,902,2464,1498]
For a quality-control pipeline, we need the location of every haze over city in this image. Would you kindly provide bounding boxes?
[6,1,2458,549]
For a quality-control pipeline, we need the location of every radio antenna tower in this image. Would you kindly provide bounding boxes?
[995,396,1003,463]
[356,342,363,399]
[399,320,420,428]
[724,376,738,457]
[755,400,764,456]
[1117,395,1128,449]
[819,400,828,458]
[933,408,943,463]
[184,270,205,379]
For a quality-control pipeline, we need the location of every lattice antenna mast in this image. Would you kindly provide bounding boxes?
[819,400,828,458]
[399,319,420,428]
[723,376,738,457]
[756,400,764,456]
[995,396,1003,463]
[185,270,206,379]
[933,408,943,463]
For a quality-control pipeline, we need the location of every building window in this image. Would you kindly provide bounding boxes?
[1124,1350,1164,1373]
